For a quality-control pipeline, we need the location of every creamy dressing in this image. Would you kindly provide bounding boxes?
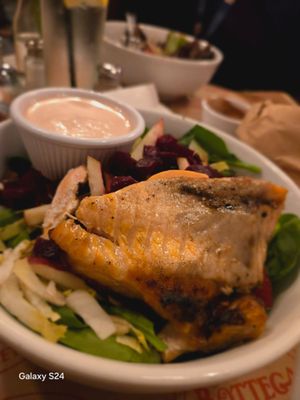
[25,96,133,139]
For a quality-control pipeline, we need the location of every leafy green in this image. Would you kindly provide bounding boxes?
[6,229,30,248]
[164,32,188,56]
[0,208,19,227]
[179,125,261,173]
[55,307,161,363]
[266,214,300,283]
[55,306,87,329]
[59,328,161,363]
[108,305,167,352]
[0,219,26,241]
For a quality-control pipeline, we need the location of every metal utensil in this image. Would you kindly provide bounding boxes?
[123,13,145,50]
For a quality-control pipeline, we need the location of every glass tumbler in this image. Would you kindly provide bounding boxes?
[41,0,108,89]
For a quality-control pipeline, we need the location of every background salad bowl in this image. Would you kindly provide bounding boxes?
[0,111,299,393]
[102,21,223,100]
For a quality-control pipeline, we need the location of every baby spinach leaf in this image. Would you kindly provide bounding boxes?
[180,125,261,173]
[55,306,163,362]
[266,214,300,283]
[6,229,30,248]
[60,328,161,363]
[0,208,19,227]
[164,32,188,56]
[55,306,87,329]
[108,305,167,352]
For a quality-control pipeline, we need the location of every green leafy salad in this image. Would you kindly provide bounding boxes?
[0,122,299,364]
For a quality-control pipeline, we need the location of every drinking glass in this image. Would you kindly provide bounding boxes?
[41,0,108,89]
[13,0,41,72]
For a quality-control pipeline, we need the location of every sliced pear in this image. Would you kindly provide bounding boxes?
[210,161,230,172]
[189,140,209,165]
[24,204,50,227]
[87,156,105,196]
[177,157,190,170]
[131,119,164,161]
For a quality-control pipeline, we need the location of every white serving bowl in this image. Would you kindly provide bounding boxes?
[10,87,145,180]
[102,21,223,100]
[0,112,299,393]
[202,98,241,136]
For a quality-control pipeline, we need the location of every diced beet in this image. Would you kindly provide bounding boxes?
[143,145,158,158]
[110,176,137,192]
[32,237,69,270]
[187,152,202,165]
[160,154,178,169]
[107,151,137,176]
[143,145,179,169]
[156,134,193,158]
[156,134,178,149]
[186,164,222,178]
[132,157,164,181]
[0,168,56,210]
[7,157,31,176]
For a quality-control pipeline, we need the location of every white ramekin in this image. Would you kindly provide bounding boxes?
[103,21,223,100]
[202,98,240,136]
[10,88,145,179]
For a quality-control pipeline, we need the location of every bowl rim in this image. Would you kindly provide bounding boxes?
[0,112,300,393]
[202,98,242,124]
[10,87,145,148]
[104,20,224,68]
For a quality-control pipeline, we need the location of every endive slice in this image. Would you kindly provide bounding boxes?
[0,241,30,285]
[30,262,88,290]
[14,259,65,306]
[0,274,66,342]
[66,290,116,340]
[21,283,60,322]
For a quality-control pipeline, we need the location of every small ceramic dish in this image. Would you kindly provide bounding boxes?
[103,21,223,100]
[10,87,145,179]
[202,98,242,136]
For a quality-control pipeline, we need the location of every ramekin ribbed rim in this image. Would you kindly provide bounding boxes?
[10,87,145,149]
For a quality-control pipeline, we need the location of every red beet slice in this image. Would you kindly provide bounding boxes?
[110,176,138,192]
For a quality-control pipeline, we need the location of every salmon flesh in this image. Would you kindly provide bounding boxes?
[50,175,286,357]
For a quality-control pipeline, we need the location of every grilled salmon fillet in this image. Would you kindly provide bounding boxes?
[50,174,286,358]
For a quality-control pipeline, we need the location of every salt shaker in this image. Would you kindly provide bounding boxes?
[95,63,122,92]
[0,37,22,120]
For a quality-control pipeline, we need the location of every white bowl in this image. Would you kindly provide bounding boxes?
[102,21,223,100]
[10,88,145,180]
[202,98,240,136]
[0,112,299,393]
